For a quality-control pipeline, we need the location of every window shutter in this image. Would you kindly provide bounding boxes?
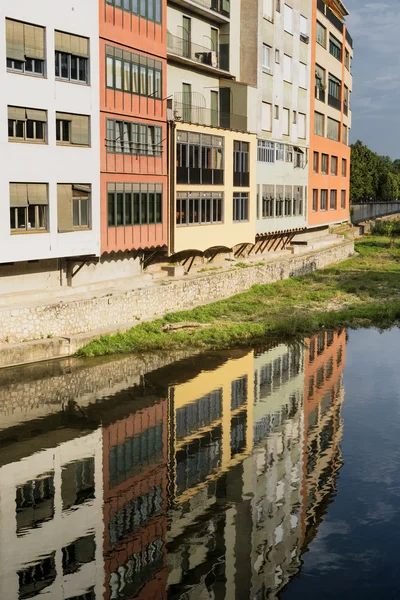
[8,106,27,120]
[24,24,45,60]
[298,113,306,138]
[299,63,307,88]
[27,184,48,205]
[57,184,73,232]
[300,15,308,35]
[55,31,70,53]
[284,4,293,34]
[283,55,291,82]
[263,0,273,19]
[70,34,89,58]
[6,19,25,61]
[261,102,272,131]
[71,115,90,145]
[56,112,73,121]
[25,108,47,122]
[10,183,28,207]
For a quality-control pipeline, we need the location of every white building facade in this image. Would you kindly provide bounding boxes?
[0,1,100,281]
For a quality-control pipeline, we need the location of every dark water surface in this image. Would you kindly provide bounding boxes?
[0,327,398,599]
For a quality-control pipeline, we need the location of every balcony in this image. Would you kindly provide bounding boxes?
[169,0,230,23]
[317,0,344,34]
[170,95,247,132]
[328,94,342,111]
[346,29,353,48]
[167,32,230,74]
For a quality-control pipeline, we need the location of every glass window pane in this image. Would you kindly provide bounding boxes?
[70,55,78,80]
[132,64,139,93]
[108,193,115,226]
[10,208,16,229]
[116,192,124,225]
[148,193,155,223]
[115,59,122,89]
[123,62,130,91]
[79,58,87,82]
[141,192,148,223]
[28,205,36,229]
[55,52,60,77]
[125,193,133,224]
[73,199,80,226]
[36,121,44,140]
[8,119,13,137]
[140,66,147,95]
[16,121,24,138]
[26,121,34,139]
[61,53,69,78]
[80,199,89,226]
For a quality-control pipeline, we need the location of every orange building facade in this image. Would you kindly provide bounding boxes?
[308,0,353,228]
[100,0,168,255]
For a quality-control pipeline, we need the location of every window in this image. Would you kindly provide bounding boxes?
[320,189,328,210]
[330,189,337,210]
[312,189,318,211]
[176,192,223,226]
[321,153,328,174]
[329,34,342,60]
[10,183,48,233]
[62,458,95,509]
[300,15,308,36]
[286,145,293,162]
[299,62,307,89]
[331,156,338,175]
[6,19,45,76]
[275,49,280,63]
[283,108,290,135]
[315,64,326,101]
[345,48,350,70]
[284,185,292,216]
[62,535,95,576]
[314,111,324,136]
[55,32,89,84]
[106,0,162,23]
[58,184,91,232]
[262,44,271,72]
[106,119,162,155]
[327,117,340,141]
[56,113,90,146]
[258,140,275,163]
[283,54,292,82]
[275,143,284,161]
[342,158,347,177]
[18,555,56,598]
[263,0,273,20]
[106,45,162,98]
[261,102,272,131]
[294,147,305,168]
[313,152,319,173]
[316,21,326,47]
[284,4,293,34]
[341,190,346,209]
[298,113,306,139]
[328,74,341,110]
[293,186,304,215]
[8,106,46,143]
[262,184,274,217]
[107,182,162,226]
[233,141,250,187]
[233,193,249,222]
[274,104,279,119]
[343,124,348,145]
[275,185,284,216]
[177,131,224,185]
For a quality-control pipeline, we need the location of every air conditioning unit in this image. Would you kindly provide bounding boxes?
[300,33,309,44]
[211,51,218,68]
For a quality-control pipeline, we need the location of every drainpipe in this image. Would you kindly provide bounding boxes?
[167,119,176,255]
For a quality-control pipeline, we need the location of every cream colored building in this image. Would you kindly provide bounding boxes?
[240,0,312,239]
[167,0,258,256]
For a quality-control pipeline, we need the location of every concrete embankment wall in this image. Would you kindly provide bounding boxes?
[351,202,400,224]
[0,240,355,368]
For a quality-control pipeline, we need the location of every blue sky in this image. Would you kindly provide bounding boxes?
[346,0,400,158]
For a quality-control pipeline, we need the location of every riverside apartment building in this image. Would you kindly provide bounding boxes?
[240,0,313,250]
[0,0,101,293]
[309,0,352,227]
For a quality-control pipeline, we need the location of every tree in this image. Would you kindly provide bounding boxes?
[350,141,399,202]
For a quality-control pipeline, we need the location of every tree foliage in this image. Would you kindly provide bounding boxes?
[350,140,400,203]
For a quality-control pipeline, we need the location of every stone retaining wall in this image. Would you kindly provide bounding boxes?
[0,240,354,346]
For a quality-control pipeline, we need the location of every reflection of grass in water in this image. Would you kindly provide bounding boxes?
[77,236,400,357]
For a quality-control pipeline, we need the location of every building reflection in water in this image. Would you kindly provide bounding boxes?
[0,330,346,599]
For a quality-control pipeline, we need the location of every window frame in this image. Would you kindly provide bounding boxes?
[55,51,89,84]
[176,192,223,226]
[233,192,249,223]
[106,48,162,99]
[106,0,162,23]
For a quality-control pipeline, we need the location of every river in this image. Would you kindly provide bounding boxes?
[0,327,398,599]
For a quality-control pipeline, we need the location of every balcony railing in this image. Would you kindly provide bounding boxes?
[190,0,230,17]
[172,101,247,132]
[328,94,341,111]
[167,32,225,71]
[317,0,344,34]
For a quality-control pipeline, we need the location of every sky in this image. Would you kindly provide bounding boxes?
[345,0,400,158]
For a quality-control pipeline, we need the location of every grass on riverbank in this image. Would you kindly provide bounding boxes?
[77,236,400,357]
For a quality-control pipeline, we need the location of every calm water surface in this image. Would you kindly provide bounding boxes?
[0,327,399,599]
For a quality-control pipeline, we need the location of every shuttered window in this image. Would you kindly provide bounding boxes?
[56,113,90,146]
[6,19,45,76]
[314,112,324,136]
[10,183,48,232]
[261,102,272,131]
[55,31,89,83]
[298,112,306,139]
[299,62,307,89]
[284,4,293,34]
[55,32,89,57]
[327,117,340,141]
[283,54,292,82]
[8,106,47,142]
[58,184,91,232]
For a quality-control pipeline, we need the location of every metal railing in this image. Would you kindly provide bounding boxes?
[167,32,222,70]
[328,94,341,111]
[317,0,345,35]
[187,0,230,17]
[172,101,247,132]
[346,29,353,48]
